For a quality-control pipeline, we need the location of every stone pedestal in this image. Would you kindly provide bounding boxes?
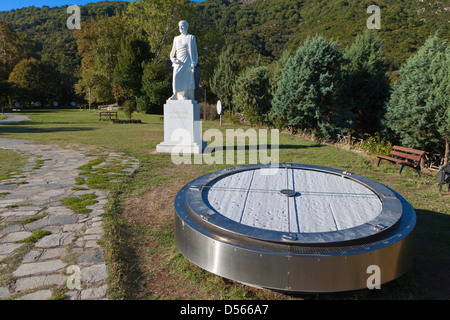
[156,100,206,154]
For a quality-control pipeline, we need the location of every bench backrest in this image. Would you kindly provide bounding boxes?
[390,146,426,162]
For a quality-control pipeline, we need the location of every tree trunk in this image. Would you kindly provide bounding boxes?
[445,138,449,165]
[154,19,172,63]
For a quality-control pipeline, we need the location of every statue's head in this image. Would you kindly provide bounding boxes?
[179,20,189,35]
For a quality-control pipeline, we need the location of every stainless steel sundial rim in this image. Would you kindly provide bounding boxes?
[174,163,416,293]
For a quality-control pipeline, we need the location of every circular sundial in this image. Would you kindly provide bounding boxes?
[174,163,416,293]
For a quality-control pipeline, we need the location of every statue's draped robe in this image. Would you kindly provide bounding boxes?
[170,34,198,95]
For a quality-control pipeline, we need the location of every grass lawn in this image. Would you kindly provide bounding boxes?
[0,149,28,179]
[0,109,449,300]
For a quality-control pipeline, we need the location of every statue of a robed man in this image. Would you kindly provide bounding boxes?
[156,20,205,155]
[169,20,198,101]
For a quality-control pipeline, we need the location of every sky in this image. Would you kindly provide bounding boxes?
[0,0,203,13]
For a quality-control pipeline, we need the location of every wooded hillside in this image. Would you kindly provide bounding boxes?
[196,0,449,68]
[1,0,447,73]
[0,1,128,76]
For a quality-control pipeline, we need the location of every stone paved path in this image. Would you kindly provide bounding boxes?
[0,136,139,300]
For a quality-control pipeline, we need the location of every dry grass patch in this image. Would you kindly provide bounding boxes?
[118,163,219,299]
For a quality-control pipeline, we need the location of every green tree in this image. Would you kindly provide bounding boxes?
[187,9,225,104]
[0,21,20,80]
[344,30,390,135]
[126,0,194,62]
[210,46,240,114]
[41,51,78,105]
[434,40,450,163]
[233,65,271,126]
[384,35,449,158]
[8,57,61,104]
[0,80,12,107]
[113,35,153,103]
[269,50,291,97]
[267,50,291,128]
[0,21,36,80]
[272,35,355,138]
[139,61,172,114]
[74,15,128,104]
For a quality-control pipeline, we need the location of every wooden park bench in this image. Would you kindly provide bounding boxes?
[376,145,427,176]
[99,111,118,121]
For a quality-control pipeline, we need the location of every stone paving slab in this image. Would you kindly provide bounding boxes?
[15,274,67,292]
[13,259,66,277]
[16,290,53,300]
[0,136,139,300]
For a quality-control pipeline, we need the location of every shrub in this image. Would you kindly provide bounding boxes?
[362,133,392,156]
[122,99,136,120]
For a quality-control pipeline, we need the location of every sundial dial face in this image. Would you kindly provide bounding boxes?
[205,166,384,235]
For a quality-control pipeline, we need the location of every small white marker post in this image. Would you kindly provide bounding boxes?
[217,100,222,127]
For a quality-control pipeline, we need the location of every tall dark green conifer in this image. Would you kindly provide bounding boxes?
[384,35,449,157]
[113,36,152,99]
[344,30,390,135]
[139,61,172,114]
[210,46,240,114]
[233,65,271,126]
[432,37,449,163]
[271,35,355,138]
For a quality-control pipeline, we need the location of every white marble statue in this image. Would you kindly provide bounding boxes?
[169,20,198,101]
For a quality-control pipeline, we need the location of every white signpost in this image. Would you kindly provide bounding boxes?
[217,100,222,127]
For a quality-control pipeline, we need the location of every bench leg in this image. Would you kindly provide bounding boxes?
[416,168,422,177]
[399,164,405,175]
[377,158,382,167]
